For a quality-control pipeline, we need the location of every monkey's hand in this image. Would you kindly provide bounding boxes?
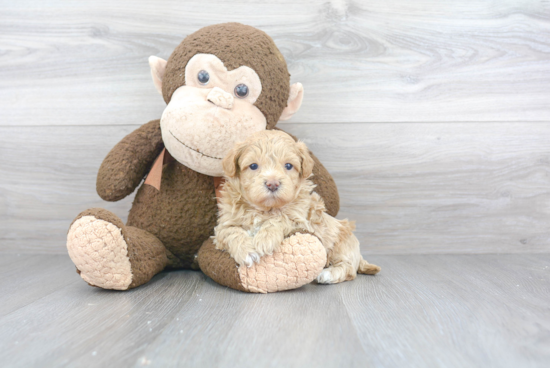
[96,119,164,202]
[214,226,259,267]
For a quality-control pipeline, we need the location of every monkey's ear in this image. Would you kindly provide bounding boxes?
[296,140,314,179]
[222,143,246,178]
[279,83,304,121]
[148,56,167,95]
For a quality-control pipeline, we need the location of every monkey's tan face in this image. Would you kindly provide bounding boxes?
[160,54,266,177]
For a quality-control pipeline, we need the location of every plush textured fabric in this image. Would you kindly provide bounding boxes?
[83,121,338,290]
[96,120,338,271]
[70,207,125,230]
[67,23,341,293]
[97,120,164,202]
[124,225,169,288]
[199,232,326,293]
[67,208,168,290]
[162,23,289,129]
[238,232,327,293]
[127,155,219,268]
[308,153,339,218]
[160,85,267,177]
[68,215,133,290]
[198,238,248,292]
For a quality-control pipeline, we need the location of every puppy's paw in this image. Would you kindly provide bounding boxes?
[316,269,336,284]
[244,252,261,267]
[316,265,356,284]
[252,231,281,256]
[231,250,261,268]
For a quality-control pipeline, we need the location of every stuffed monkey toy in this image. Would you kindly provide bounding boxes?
[66,23,339,293]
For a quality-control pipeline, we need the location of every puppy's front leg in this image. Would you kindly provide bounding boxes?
[253,219,285,256]
[215,226,260,267]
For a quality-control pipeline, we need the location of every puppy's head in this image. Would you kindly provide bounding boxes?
[222,130,314,209]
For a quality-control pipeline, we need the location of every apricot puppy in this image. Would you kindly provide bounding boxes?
[213,130,380,284]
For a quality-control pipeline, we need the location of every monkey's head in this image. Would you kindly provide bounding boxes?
[148,23,304,177]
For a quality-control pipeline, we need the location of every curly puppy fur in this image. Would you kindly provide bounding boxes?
[214,130,380,284]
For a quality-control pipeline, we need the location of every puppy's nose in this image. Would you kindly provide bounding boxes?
[265,180,280,192]
[207,87,234,109]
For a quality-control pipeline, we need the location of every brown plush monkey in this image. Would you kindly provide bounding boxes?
[66,23,339,292]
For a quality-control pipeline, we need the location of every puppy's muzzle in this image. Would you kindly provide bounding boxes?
[265,180,280,192]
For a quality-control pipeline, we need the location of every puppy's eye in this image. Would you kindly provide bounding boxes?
[285,163,293,170]
[234,84,249,98]
[249,163,258,170]
[197,70,210,85]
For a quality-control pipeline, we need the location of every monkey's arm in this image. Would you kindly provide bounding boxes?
[274,128,340,217]
[96,119,164,201]
[309,152,340,217]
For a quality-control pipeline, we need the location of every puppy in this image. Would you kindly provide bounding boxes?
[213,130,380,284]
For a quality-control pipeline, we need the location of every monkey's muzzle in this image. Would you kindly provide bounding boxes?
[207,87,234,109]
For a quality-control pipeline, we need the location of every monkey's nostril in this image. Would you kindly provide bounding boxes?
[265,180,280,192]
[206,87,234,109]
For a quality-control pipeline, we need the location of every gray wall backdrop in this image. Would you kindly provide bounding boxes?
[2,0,550,254]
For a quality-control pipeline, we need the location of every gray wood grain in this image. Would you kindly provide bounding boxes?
[340,254,550,368]
[0,254,548,368]
[0,255,78,317]
[285,123,550,254]
[2,123,550,254]
[0,125,136,253]
[1,0,549,126]
[3,2,550,367]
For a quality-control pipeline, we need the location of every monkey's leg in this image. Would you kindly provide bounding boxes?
[197,232,327,293]
[67,208,168,290]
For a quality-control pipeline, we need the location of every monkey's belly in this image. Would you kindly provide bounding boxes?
[127,161,218,268]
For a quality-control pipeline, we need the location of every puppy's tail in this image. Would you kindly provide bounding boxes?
[358,259,381,275]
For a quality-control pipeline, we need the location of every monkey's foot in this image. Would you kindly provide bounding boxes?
[67,208,168,290]
[67,209,133,290]
[198,232,327,293]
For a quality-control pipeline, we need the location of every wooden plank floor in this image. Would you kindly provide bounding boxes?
[0,254,548,367]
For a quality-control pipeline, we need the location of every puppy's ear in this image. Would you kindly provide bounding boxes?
[296,141,314,178]
[222,142,246,177]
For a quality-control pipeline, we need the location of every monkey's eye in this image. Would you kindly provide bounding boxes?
[197,70,210,85]
[249,163,258,170]
[234,84,249,98]
[285,163,293,170]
